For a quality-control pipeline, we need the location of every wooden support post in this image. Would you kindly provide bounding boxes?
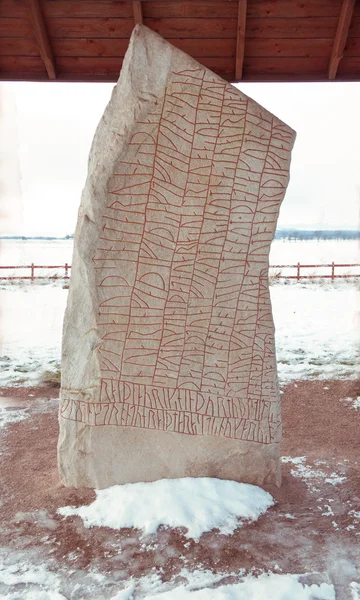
[331,262,335,280]
[328,0,355,80]
[133,1,143,25]
[27,0,56,80]
[297,262,301,281]
[235,0,247,81]
[31,263,35,280]
[65,263,69,278]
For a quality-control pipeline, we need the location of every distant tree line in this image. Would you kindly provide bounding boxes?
[0,234,74,240]
[275,229,360,240]
[0,231,358,241]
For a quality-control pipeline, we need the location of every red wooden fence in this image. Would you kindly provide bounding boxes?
[0,264,70,280]
[0,263,359,280]
[271,263,360,280]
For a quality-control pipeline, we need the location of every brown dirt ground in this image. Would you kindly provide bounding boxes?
[1,379,360,598]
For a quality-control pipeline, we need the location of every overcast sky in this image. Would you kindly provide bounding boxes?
[1,80,359,236]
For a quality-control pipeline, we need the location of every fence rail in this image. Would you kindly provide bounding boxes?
[0,263,359,281]
[0,263,70,280]
[270,263,360,279]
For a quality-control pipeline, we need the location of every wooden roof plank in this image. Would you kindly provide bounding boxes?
[0,37,40,56]
[142,0,237,18]
[141,0,343,19]
[26,0,56,79]
[0,54,49,74]
[344,37,360,56]
[44,1,133,19]
[0,37,340,61]
[0,18,34,37]
[133,1,143,25]
[0,0,348,20]
[4,16,344,42]
[46,17,135,39]
[48,37,236,59]
[328,0,356,79]
[1,1,360,83]
[242,56,329,80]
[235,0,247,81]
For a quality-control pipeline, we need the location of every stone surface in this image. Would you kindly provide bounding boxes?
[58,24,296,489]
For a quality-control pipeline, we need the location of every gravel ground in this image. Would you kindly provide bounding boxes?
[0,379,359,599]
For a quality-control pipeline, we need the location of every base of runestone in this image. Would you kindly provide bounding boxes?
[58,24,296,489]
[58,421,281,489]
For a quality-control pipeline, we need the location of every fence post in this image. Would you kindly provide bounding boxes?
[297,262,300,280]
[31,263,35,280]
[331,262,335,280]
[65,263,69,278]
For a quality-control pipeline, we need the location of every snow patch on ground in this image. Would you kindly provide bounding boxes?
[58,478,274,541]
[0,559,65,599]
[110,585,136,600]
[135,573,335,600]
[281,456,346,493]
[0,561,336,600]
[351,582,360,599]
[342,396,360,410]
[105,568,336,600]
[0,407,29,429]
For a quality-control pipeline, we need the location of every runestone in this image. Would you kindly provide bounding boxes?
[58,25,296,489]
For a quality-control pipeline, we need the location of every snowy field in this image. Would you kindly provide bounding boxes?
[0,239,359,386]
[0,238,359,278]
[0,560,337,600]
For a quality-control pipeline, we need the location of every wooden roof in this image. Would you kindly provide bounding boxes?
[1,0,360,83]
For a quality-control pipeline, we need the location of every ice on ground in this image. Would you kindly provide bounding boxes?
[0,548,335,600]
[0,407,29,429]
[0,559,66,599]
[282,456,346,493]
[58,478,274,541]
[110,586,136,600]
[343,396,360,410]
[137,573,335,600]
[350,581,360,599]
[2,591,66,600]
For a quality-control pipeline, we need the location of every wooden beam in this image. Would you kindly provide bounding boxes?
[328,0,355,79]
[27,0,56,79]
[235,0,247,81]
[133,1,143,25]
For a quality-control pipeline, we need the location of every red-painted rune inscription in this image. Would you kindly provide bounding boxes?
[61,67,293,444]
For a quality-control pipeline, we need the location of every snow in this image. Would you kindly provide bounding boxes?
[350,581,360,599]
[0,559,66,599]
[0,561,336,600]
[3,237,359,277]
[281,457,346,493]
[0,239,359,386]
[269,238,359,266]
[0,561,59,588]
[0,239,73,279]
[0,285,64,386]
[4,593,66,600]
[110,586,136,600]
[343,396,360,410]
[136,573,335,600]
[58,478,274,541]
[0,407,29,429]
[272,284,359,381]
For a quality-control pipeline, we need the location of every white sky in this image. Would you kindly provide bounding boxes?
[1,81,360,236]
